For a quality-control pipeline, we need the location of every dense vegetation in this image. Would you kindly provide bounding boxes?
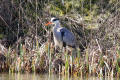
[0,0,120,77]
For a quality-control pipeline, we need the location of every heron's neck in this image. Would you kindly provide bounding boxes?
[54,23,61,28]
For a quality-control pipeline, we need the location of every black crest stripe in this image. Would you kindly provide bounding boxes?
[53,19,59,21]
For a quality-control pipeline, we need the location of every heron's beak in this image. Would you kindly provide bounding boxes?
[45,22,52,26]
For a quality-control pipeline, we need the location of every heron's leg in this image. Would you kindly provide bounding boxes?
[54,46,57,53]
[58,42,63,53]
[54,45,57,54]
[62,47,66,53]
[72,48,77,58]
[55,45,57,52]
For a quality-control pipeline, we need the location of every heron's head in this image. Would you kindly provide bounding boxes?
[45,17,60,26]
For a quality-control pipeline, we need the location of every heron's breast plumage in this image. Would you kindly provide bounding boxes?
[53,27,63,46]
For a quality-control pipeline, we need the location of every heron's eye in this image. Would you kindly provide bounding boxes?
[52,19,59,22]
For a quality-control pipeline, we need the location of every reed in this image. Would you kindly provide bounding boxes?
[65,52,69,75]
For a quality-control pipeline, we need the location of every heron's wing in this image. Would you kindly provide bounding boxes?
[60,27,76,47]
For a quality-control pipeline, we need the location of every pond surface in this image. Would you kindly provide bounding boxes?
[0,73,116,80]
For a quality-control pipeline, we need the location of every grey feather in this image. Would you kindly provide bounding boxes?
[60,27,76,47]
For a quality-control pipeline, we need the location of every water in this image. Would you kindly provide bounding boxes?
[0,73,116,80]
[0,73,63,80]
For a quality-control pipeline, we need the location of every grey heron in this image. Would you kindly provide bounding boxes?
[45,17,76,52]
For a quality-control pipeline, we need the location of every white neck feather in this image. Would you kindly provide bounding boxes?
[53,20,61,28]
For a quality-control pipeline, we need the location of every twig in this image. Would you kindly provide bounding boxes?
[96,39,102,53]
[0,15,17,37]
[0,15,10,28]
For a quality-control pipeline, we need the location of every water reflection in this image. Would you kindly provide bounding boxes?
[0,73,116,80]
